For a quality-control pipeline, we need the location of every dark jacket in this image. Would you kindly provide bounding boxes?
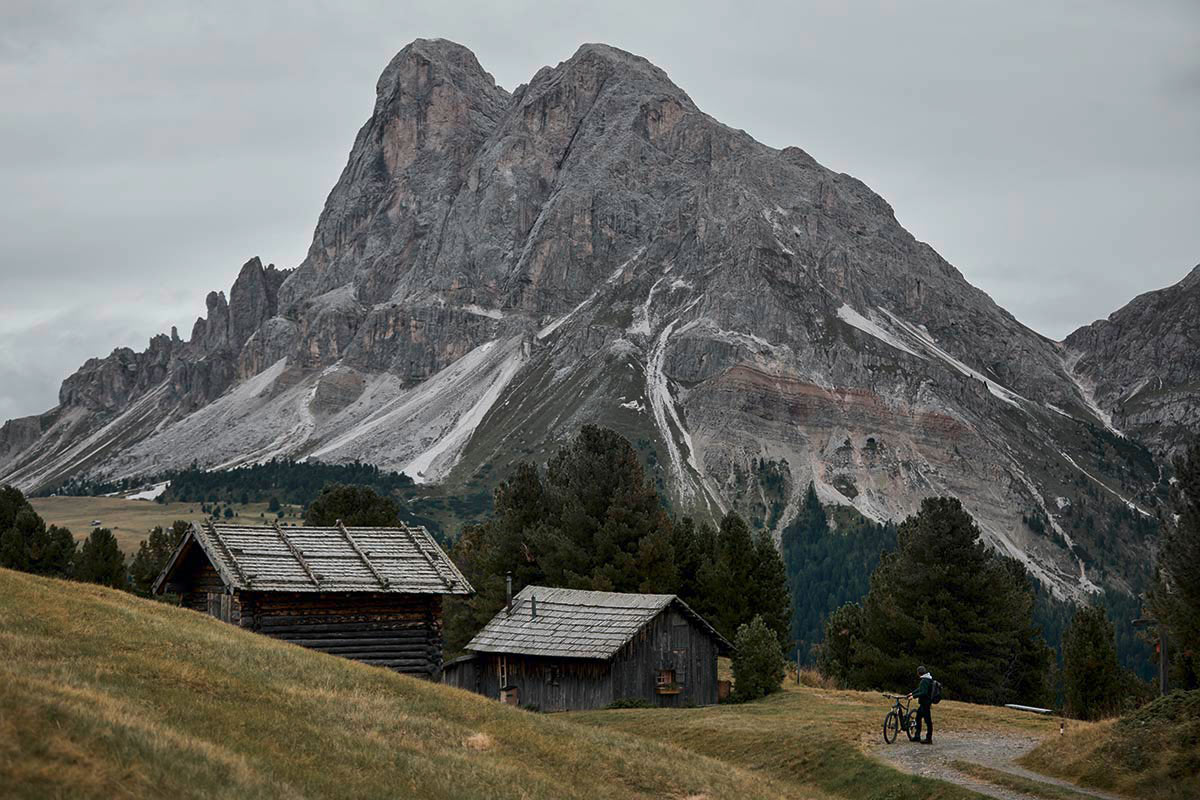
[913,674,933,705]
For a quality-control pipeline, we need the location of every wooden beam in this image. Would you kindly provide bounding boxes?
[273,521,320,589]
[335,520,390,590]
[401,524,458,591]
[204,521,250,589]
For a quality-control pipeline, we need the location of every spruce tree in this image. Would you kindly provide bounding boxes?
[0,485,76,578]
[819,496,1052,704]
[75,528,127,588]
[1149,442,1200,689]
[751,527,791,646]
[730,614,786,702]
[1062,605,1124,720]
[129,521,189,596]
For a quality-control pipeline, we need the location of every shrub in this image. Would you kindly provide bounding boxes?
[731,614,785,702]
[607,697,653,709]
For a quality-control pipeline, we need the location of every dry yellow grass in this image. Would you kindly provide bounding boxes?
[0,568,808,800]
[575,682,1067,800]
[1019,692,1200,800]
[29,496,304,553]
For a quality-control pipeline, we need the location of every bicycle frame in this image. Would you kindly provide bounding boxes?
[881,693,919,743]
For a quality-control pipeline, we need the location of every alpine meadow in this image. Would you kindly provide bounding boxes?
[3,5,1199,799]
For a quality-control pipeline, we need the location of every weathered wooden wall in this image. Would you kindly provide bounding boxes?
[239,591,444,677]
[163,542,445,678]
[443,608,721,710]
[610,607,720,707]
[169,541,243,625]
[444,653,612,711]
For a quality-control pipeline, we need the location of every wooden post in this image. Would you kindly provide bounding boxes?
[1159,628,1169,696]
[1133,616,1169,696]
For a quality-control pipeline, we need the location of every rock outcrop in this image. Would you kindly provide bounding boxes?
[0,39,1167,599]
[1064,264,1200,458]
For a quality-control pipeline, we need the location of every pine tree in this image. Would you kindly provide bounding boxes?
[445,427,680,652]
[0,485,76,578]
[730,614,786,702]
[75,528,127,588]
[129,521,189,596]
[1149,442,1200,689]
[818,497,1053,704]
[751,527,791,646]
[1062,605,1124,720]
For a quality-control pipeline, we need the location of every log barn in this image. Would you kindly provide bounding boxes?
[153,520,471,678]
[442,585,731,711]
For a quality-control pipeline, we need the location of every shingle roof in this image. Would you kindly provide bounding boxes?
[153,520,472,595]
[465,585,731,659]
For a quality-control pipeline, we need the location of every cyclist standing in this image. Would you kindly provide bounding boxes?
[907,665,934,744]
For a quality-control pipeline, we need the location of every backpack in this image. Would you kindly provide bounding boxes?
[930,680,942,704]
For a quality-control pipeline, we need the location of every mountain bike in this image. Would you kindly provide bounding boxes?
[881,693,920,743]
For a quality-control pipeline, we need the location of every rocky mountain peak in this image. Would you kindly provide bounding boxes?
[0,40,1171,604]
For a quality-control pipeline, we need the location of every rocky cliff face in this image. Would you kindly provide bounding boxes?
[0,39,1165,599]
[1064,264,1200,459]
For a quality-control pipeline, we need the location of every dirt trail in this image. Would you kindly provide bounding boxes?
[873,731,1129,800]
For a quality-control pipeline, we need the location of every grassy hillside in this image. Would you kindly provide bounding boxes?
[575,683,1072,800]
[0,568,797,800]
[1020,690,1200,799]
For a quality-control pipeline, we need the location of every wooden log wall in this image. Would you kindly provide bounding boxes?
[239,591,444,678]
[448,654,613,711]
[609,607,720,707]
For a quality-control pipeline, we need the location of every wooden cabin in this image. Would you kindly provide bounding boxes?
[442,585,732,710]
[154,521,472,678]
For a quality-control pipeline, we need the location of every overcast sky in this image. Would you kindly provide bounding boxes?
[2,1,1197,421]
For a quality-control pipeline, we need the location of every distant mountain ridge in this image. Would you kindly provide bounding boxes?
[1064,264,1200,459]
[0,39,1175,600]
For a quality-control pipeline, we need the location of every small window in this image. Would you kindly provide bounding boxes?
[656,669,681,694]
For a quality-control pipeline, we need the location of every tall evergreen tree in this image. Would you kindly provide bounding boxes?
[818,497,1053,704]
[445,427,680,652]
[129,521,189,596]
[75,528,127,588]
[781,483,896,661]
[1061,604,1125,720]
[0,485,75,577]
[751,527,791,646]
[670,516,717,615]
[1149,442,1200,689]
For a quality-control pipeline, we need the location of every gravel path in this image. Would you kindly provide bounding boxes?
[872,731,1129,800]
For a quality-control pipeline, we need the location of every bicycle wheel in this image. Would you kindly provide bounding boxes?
[905,710,920,741]
[883,711,899,743]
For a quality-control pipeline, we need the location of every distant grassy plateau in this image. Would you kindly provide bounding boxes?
[29,496,305,553]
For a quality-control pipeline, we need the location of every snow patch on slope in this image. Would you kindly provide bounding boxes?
[647,319,701,498]
[126,481,170,501]
[836,305,925,358]
[402,342,526,483]
[1061,349,1122,436]
[879,308,1026,409]
[538,248,644,340]
[462,304,504,319]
